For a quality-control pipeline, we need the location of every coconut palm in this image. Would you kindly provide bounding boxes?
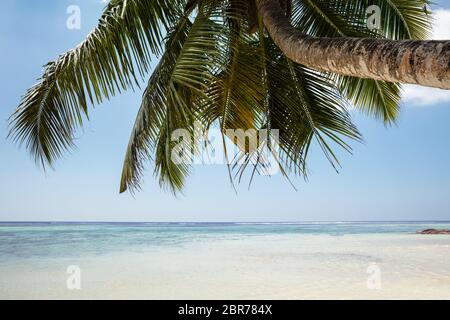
[9,0,449,193]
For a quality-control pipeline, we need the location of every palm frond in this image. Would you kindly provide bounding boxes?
[120,1,226,193]
[292,0,432,123]
[10,0,434,194]
[9,0,182,166]
[263,42,361,177]
[369,0,432,40]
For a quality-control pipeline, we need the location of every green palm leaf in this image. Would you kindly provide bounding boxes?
[120,1,227,193]
[264,42,361,175]
[9,0,181,166]
[292,0,432,123]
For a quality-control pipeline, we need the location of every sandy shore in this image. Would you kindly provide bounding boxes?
[1,233,449,299]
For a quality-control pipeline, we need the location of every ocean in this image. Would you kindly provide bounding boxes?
[1,221,449,299]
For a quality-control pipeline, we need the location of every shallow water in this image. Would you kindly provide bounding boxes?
[0,222,449,299]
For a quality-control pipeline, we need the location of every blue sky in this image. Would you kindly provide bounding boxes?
[1,0,450,222]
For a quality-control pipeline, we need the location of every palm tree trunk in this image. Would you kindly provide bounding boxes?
[256,0,450,90]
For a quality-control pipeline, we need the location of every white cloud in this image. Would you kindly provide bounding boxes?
[431,9,450,40]
[402,9,450,106]
[402,84,450,106]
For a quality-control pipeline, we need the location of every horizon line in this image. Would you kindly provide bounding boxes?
[1,220,450,224]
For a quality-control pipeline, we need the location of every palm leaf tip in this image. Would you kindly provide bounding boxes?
[8,73,78,167]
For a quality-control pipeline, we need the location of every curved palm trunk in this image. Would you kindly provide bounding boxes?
[256,0,450,90]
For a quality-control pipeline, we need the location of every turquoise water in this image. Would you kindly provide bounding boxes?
[1,221,449,260]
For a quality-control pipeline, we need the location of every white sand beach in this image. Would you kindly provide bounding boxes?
[1,232,449,300]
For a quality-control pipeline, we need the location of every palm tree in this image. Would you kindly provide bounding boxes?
[9,0,449,193]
